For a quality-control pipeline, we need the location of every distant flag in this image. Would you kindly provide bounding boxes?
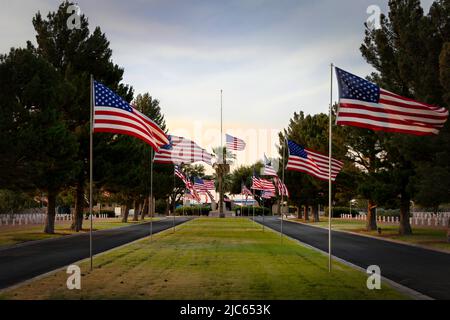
[93,81,169,151]
[194,177,207,192]
[274,177,289,198]
[262,164,278,177]
[154,135,213,165]
[203,180,215,190]
[205,190,215,202]
[175,165,189,186]
[241,184,253,197]
[286,140,344,182]
[226,134,246,151]
[262,190,276,199]
[335,67,449,136]
[251,177,276,193]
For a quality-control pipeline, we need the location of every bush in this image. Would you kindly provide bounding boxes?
[235,206,271,216]
[175,205,211,216]
[324,207,360,218]
[155,199,167,215]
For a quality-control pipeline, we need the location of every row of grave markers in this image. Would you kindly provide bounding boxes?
[340,212,450,227]
[0,213,110,227]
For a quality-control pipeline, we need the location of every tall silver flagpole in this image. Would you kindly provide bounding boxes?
[281,137,286,244]
[89,74,94,271]
[221,90,223,153]
[328,63,334,272]
[150,148,154,242]
[173,166,176,232]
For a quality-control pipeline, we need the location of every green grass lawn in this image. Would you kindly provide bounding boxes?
[0,217,160,247]
[293,218,450,252]
[1,218,407,300]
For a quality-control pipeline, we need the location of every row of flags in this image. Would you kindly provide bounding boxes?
[92,64,449,206]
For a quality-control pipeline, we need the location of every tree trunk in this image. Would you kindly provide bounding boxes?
[297,205,302,219]
[304,205,309,222]
[447,218,450,243]
[141,197,149,221]
[133,200,140,221]
[122,200,132,223]
[312,205,320,222]
[218,174,224,216]
[71,182,84,231]
[366,199,378,231]
[399,196,412,235]
[44,191,57,234]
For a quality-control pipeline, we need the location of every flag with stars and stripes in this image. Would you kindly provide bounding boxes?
[335,67,449,136]
[226,134,246,151]
[251,177,276,192]
[262,190,276,199]
[287,140,343,182]
[154,135,213,166]
[274,177,289,197]
[241,184,253,197]
[193,177,207,192]
[203,180,215,190]
[93,81,169,151]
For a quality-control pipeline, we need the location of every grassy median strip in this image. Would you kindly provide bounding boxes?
[1,218,407,300]
[0,218,160,247]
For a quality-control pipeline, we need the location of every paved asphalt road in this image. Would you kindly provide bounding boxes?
[255,216,450,300]
[0,217,192,290]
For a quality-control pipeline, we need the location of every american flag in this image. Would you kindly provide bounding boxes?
[226,134,246,151]
[335,67,449,136]
[262,165,278,177]
[274,177,289,198]
[93,81,169,150]
[251,177,276,192]
[241,184,253,197]
[262,190,276,199]
[203,179,215,190]
[185,189,201,203]
[154,135,213,165]
[193,177,207,192]
[286,140,343,182]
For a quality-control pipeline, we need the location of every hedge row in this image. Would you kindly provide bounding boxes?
[175,206,211,216]
[234,206,271,216]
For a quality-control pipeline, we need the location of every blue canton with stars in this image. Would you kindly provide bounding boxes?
[94,81,133,112]
[335,67,380,103]
[287,140,308,159]
[161,135,173,150]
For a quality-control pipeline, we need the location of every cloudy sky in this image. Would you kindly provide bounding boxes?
[0,0,434,168]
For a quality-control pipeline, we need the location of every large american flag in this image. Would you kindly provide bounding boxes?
[226,134,246,151]
[335,67,449,136]
[154,135,213,165]
[287,140,343,182]
[93,81,169,150]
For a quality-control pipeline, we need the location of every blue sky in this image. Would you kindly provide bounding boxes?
[0,0,434,167]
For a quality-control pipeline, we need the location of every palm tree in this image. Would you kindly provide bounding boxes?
[212,147,236,217]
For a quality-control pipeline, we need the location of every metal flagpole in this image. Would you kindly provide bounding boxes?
[173,166,176,232]
[150,148,154,242]
[221,90,223,157]
[328,63,334,272]
[281,137,286,244]
[89,74,94,271]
